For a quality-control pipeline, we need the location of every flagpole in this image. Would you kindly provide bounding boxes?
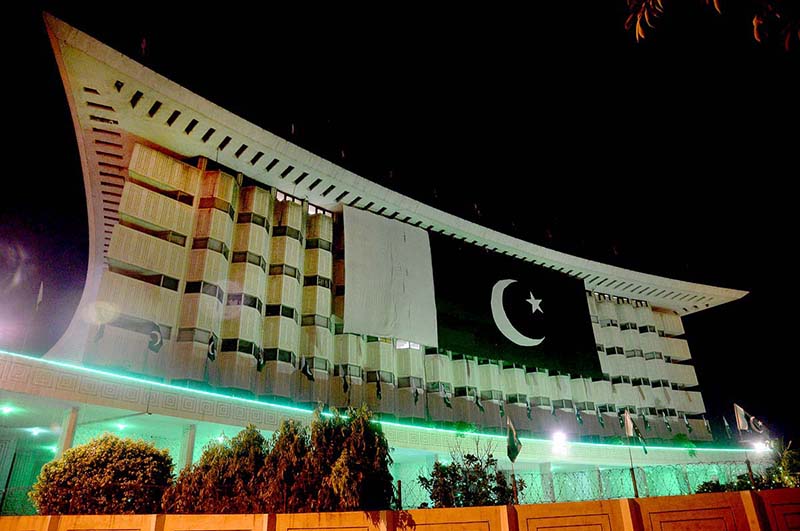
[627,436,639,498]
[21,282,42,353]
[735,407,756,488]
[508,418,519,505]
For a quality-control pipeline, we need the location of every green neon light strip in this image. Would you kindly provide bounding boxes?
[0,349,746,454]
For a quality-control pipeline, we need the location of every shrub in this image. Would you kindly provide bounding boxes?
[162,425,268,513]
[258,420,310,513]
[29,433,173,515]
[418,441,525,508]
[164,407,394,514]
[298,405,394,512]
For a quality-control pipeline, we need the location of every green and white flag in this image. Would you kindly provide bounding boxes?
[596,407,605,429]
[507,417,522,463]
[663,411,672,432]
[683,413,693,433]
[625,410,648,455]
[723,416,733,439]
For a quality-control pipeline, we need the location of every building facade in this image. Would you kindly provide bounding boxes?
[0,14,758,514]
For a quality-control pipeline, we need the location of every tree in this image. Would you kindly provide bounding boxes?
[163,407,394,514]
[417,441,525,508]
[299,406,395,512]
[258,420,310,513]
[625,0,800,50]
[30,434,173,515]
[163,425,269,514]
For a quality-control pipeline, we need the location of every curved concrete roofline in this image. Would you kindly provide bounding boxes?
[43,11,747,343]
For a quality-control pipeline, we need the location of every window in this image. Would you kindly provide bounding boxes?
[199,196,235,220]
[301,314,330,328]
[269,264,302,282]
[272,225,303,243]
[192,237,230,260]
[237,211,269,229]
[306,238,333,251]
[303,276,332,289]
[398,376,424,389]
[177,327,212,344]
[232,251,267,271]
[184,280,224,303]
[264,304,298,323]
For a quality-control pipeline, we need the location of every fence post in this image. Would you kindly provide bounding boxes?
[396,479,402,510]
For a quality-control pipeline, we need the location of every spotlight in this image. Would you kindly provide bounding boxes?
[753,441,769,453]
[551,431,568,455]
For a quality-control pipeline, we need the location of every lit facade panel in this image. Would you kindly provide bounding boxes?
[107,224,186,279]
[395,344,426,420]
[664,337,692,361]
[128,143,201,198]
[659,311,685,337]
[425,351,454,423]
[667,363,699,388]
[96,270,179,328]
[118,181,194,236]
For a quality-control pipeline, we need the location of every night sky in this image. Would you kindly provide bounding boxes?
[2,2,797,443]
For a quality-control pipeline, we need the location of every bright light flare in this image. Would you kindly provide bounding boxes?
[551,431,569,455]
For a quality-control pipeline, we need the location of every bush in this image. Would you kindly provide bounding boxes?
[29,433,173,515]
[164,407,394,514]
[162,425,268,513]
[295,405,395,512]
[418,442,525,508]
[258,420,310,513]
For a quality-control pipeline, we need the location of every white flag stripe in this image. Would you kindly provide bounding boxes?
[734,403,749,431]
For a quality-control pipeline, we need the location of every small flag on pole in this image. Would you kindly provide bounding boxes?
[440,383,451,408]
[663,411,672,432]
[526,399,532,420]
[300,356,314,381]
[376,375,382,400]
[35,282,44,312]
[640,411,651,431]
[476,393,485,413]
[703,415,712,434]
[618,411,626,430]
[255,349,265,372]
[734,404,766,434]
[506,417,522,463]
[625,409,648,454]
[683,413,693,434]
[340,364,349,394]
[624,409,635,438]
[499,401,505,417]
[723,416,733,439]
[147,322,163,353]
[575,404,583,425]
[207,334,217,361]
[94,323,105,343]
[596,407,605,429]
[551,402,557,416]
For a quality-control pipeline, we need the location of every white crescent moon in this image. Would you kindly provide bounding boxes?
[490,279,544,347]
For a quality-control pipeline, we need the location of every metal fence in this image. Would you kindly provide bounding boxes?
[398,460,766,509]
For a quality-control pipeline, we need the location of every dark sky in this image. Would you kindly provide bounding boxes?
[2,2,797,443]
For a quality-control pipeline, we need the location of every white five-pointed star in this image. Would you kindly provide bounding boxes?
[527,293,543,314]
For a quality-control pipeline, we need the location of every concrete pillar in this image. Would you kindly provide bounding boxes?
[539,462,555,503]
[178,424,197,470]
[56,407,79,458]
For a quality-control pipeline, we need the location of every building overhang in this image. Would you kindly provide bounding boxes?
[44,12,747,321]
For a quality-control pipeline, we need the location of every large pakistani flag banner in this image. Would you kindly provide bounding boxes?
[431,234,600,377]
[343,207,438,347]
